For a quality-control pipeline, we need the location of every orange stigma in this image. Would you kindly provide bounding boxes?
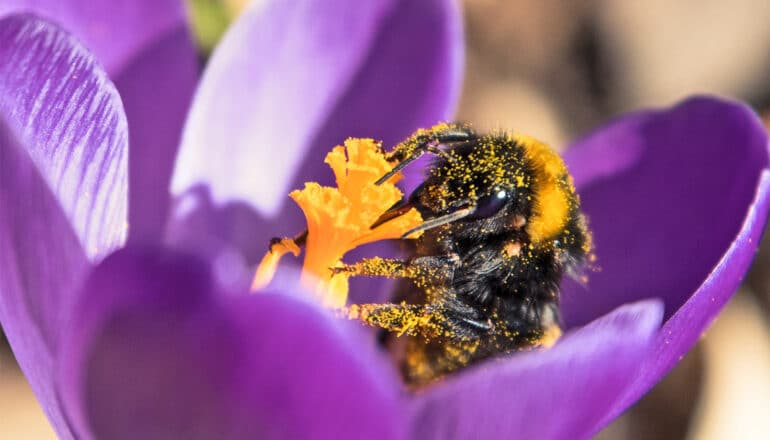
[252,138,423,308]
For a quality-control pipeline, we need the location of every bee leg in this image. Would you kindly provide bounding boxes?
[330,258,413,279]
[331,254,460,283]
[346,302,469,341]
[385,123,475,162]
[376,124,476,185]
[345,303,426,336]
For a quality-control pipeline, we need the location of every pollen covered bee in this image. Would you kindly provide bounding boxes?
[334,123,593,386]
[258,123,593,387]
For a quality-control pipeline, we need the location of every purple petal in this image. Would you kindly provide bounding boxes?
[0,14,129,261]
[170,0,462,261]
[0,4,199,243]
[599,170,770,428]
[410,300,664,440]
[0,0,189,76]
[115,25,198,243]
[0,14,128,438]
[561,96,769,328]
[303,0,463,193]
[59,245,406,440]
[0,118,82,440]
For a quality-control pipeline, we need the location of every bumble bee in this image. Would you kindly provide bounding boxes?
[336,123,593,386]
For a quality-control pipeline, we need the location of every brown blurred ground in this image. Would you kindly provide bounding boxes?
[0,335,55,438]
[3,0,770,437]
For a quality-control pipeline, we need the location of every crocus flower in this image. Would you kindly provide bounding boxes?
[1,2,768,440]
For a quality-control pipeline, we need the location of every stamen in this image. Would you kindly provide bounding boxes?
[251,238,300,291]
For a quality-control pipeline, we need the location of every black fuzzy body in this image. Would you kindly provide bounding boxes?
[378,126,591,385]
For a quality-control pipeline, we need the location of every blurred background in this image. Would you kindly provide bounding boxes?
[3,0,770,438]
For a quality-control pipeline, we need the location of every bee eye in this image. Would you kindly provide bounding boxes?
[469,188,511,219]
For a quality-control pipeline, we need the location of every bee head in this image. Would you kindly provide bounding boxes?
[373,134,532,238]
[371,130,591,262]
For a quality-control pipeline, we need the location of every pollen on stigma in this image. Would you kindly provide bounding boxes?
[252,138,423,308]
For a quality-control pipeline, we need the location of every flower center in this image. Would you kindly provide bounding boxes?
[252,138,423,308]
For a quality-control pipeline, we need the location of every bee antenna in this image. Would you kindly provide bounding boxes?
[375,152,424,185]
[401,204,476,238]
[376,129,473,185]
